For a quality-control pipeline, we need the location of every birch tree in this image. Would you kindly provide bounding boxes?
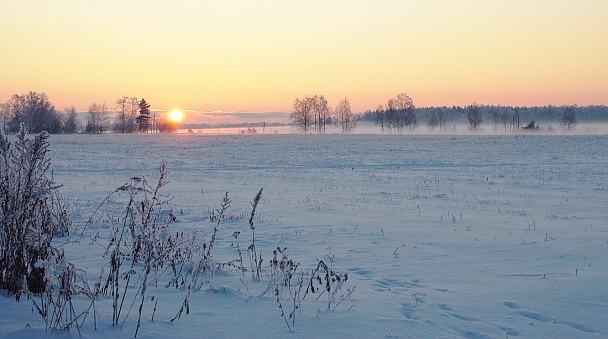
[334,97,355,132]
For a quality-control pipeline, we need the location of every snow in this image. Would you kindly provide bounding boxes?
[2,132,607,338]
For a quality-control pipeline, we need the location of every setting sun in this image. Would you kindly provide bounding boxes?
[169,109,183,122]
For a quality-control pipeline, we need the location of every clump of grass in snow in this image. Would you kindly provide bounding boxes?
[0,135,354,336]
[101,161,180,336]
[306,260,352,311]
[248,188,264,280]
[262,247,354,331]
[265,246,303,331]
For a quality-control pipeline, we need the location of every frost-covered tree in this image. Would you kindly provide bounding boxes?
[427,110,439,130]
[512,107,521,130]
[62,105,79,133]
[0,124,68,295]
[334,97,355,132]
[314,95,330,132]
[85,103,108,134]
[467,102,483,130]
[113,95,139,133]
[561,105,577,130]
[385,93,416,131]
[114,95,129,133]
[0,103,9,132]
[374,105,386,131]
[3,92,62,134]
[291,95,334,133]
[500,108,511,130]
[126,97,139,133]
[427,107,446,130]
[291,96,316,133]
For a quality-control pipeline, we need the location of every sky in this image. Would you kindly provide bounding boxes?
[1,0,607,123]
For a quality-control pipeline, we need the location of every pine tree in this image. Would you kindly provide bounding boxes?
[136,99,151,133]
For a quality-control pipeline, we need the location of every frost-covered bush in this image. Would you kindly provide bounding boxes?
[262,247,353,331]
[100,162,183,336]
[99,162,223,336]
[0,123,69,296]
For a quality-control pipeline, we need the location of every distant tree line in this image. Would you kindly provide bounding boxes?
[360,103,606,131]
[288,90,604,132]
[1,92,178,134]
[2,91,605,134]
[286,93,605,132]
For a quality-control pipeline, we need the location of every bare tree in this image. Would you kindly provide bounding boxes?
[500,109,511,130]
[62,105,79,133]
[561,105,577,130]
[385,98,398,131]
[6,95,27,133]
[512,107,520,130]
[155,117,177,133]
[427,110,439,130]
[126,96,139,133]
[467,102,483,130]
[385,93,416,131]
[291,95,336,133]
[314,95,330,132]
[85,103,108,133]
[396,93,416,129]
[490,106,500,130]
[334,97,355,132]
[115,96,128,133]
[375,105,386,131]
[291,96,316,132]
[436,107,446,129]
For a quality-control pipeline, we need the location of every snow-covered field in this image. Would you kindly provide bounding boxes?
[2,133,607,338]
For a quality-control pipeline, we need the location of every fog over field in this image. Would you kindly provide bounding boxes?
[1,132,606,338]
[180,122,608,136]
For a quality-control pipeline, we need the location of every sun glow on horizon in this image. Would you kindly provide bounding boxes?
[1,1,607,114]
[169,109,184,122]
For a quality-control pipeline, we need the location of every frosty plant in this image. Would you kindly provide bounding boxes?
[266,246,303,331]
[30,258,101,334]
[208,192,231,257]
[100,162,181,336]
[231,230,245,276]
[305,260,351,311]
[170,191,233,323]
[263,247,353,331]
[0,124,86,333]
[248,188,264,280]
[0,123,70,296]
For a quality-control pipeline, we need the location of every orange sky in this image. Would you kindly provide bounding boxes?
[1,1,607,122]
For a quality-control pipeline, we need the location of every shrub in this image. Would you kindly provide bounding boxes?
[0,123,69,297]
[100,162,183,336]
